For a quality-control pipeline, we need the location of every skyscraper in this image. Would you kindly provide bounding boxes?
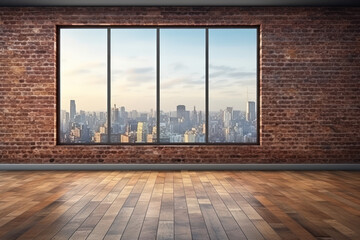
[112,104,120,123]
[177,105,190,133]
[137,122,148,143]
[70,100,76,121]
[191,106,198,126]
[177,105,186,119]
[120,106,125,117]
[223,107,233,128]
[198,110,203,124]
[246,101,256,122]
[61,110,68,132]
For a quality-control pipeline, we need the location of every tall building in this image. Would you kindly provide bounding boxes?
[112,104,120,123]
[246,101,256,122]
[61,110,69,132]
[233,110,241,121]
[137,122,147,143]
[65,112,69,131]
[191,106,198,126]
[99,112,105,122]
[198,110,203,124]
[130,110,138,119]
[223,107,233,128]
[70,100,76,121]
[184,129,196,143]
[177,105,186,119]
[80,110,85,123]
[177,105,190,133]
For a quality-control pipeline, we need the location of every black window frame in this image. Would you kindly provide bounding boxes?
[56,25,260,145]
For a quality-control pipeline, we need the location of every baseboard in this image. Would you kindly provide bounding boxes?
[0,164,359,171]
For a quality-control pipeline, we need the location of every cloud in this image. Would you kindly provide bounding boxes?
[161,76,204,89]
[210,77,256,91]
[210,64,236,72]
[62,61,107,84]
[112,67,154,79]
[218,90,245,96]
[171,62,187,71]
[112,67,155,88]
[161,77,187,89]
[128,67,154,75]
[234,78,257,86]
[209,64,256,81]
[87,77,107,85]
[228,71,255,78]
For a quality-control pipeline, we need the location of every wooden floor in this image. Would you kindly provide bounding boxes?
[0,171,359,240]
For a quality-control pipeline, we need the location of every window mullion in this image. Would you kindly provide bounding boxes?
[156,28,160,144]
[205,28,209,143]
[107,28,111,144]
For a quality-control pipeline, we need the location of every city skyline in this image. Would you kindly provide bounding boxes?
[61,102,256,115]
[60,28,257,112]
[60,99,257,144]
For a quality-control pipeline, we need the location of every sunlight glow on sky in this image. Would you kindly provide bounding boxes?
[60,28,257,113]
[161,29,205,113]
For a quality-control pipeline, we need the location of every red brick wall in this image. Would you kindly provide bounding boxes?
[1,7,359,164]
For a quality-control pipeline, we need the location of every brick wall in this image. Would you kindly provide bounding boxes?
[1,7,359,164]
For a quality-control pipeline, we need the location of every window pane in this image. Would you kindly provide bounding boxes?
[111,29,156,143]
[209,29,257,143]
[60,29,107,143]
[160,29,205,143]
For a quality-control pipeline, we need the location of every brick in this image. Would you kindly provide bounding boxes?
[0,7,359,164]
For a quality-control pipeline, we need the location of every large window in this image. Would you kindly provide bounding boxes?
[58,27,258,144]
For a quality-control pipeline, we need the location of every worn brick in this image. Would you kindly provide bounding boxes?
[0,7,359,164]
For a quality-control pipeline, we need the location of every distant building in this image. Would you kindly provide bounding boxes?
[223,107,233,128]
[147,134,154,143]
[110,134,121,143]
[99,126,107,134]
[177,105,186,117]
[112,104,120,123]
[232,110,241,121]
[198,110,203,124]
[80,110,86,123]
[70,100,76,121]
[177,105,190,133]
[121,134,129,143]
[184,129,196,143]
[170,134,182,143]
[137,122,147,143]
[93,133,121,143]
[61,101,256,144]
[61,110,69,132]
[246,101,256,122]
[191,106,198,126]
[130,110,138,119]
[99,112,106,122]
[94,132,106,143]
[71,126,81,138]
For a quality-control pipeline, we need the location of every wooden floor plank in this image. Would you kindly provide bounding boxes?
[198,172,247,240]
[212,172,278,240]
[34,172,121,240]
[121,172,156,240]
[138,172,164,240]
[157,220,174,240]
[173,172,192,240]
[0,171,358,240]
[182,171,210,240]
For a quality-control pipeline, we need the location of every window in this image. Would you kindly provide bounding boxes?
[111,29,157,143]
[160,29,206,143]
[58,27,258,144]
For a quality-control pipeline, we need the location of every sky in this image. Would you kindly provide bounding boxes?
[60,28,257,113]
